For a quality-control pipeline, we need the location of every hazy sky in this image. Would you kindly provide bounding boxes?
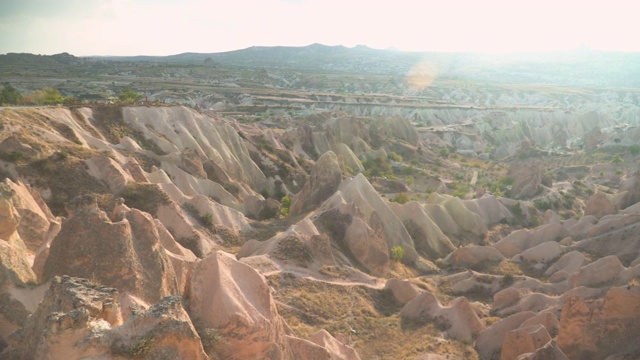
[0,0,637,56]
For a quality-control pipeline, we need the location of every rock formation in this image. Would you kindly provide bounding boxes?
[43,195,179,304]
[290,151,342,216]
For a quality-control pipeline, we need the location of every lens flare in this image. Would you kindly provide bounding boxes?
[406,61,438,89]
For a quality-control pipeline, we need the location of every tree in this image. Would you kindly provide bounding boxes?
[33,88,64,105]
[117,87,143,104]
[0,83,22,105]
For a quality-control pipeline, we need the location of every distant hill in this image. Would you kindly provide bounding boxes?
[2,44,640,88]
[85,44,640,87]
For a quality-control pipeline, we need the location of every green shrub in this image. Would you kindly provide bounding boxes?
[200,212,214,227]
[611,155,623,163]
[117,87,143,104]
[391,192,409,204]
[630,145,640,155]
[362,157,393,178]
[280,195,291,217]
[0,151,25,163]
[391,245,405,261]
[389,151,403,162]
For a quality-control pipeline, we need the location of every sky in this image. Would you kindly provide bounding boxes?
[0,0,638,56]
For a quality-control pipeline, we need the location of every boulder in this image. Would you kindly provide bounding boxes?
[507,161,543,199]
[244,195,281,220]
[494,223,568,258]
[400,292,484,341]
[544,251,586,278]
[501,325,552,360]
[520,311,559,337]
[585,192,616,219]
[385,278,423,305]
[290,151,342,216]
[514,241,562,265]
[493,287,525,311]
[444,245,505,269]
[572,255,624,287]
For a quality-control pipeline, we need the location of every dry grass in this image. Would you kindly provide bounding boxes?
[269,273,478,360]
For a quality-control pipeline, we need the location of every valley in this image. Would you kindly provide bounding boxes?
[0,45,639,359]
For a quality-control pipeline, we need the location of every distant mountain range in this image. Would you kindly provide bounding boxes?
[2,43,640,87]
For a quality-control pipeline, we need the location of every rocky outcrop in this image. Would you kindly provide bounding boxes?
[0,179,56,252]
[244,195,281,220]
[571,255,624,287]
[476,311,536,359]
[303,329,362,360]
[464,195,515,226]
[238,217,335,269]
[494,223,568,258]
[43,195,179,304]
[585,192,616,219]
[507,161,543,199]
[514,241,562,266]
[500,324,552,360]
[556,286,640,359]
[1,276,123,360]
[315,202,390,276]
[186,251,290,359]
[122,106,268,192]
[385,278,424,305]
[1,276,207,360]
[389,201,455,259]
[85,155,134,193]
[544,251,586,280]
[517,340,569,360]
[424,194,487,246]
[290,151,342,216]
[444,245,505,269]
[400,291,484,341]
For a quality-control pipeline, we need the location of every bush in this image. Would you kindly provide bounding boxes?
[362,157,393,178]
[391,192,409,204]
[630,145,640,155]
[32,88,65,105]
[389,151,403,162]
[391,245,405,261]
[611,155,623,164]
[280,195,291,217]
[200,212,214,227]
[117,87,143,104]
[0,83,21,105]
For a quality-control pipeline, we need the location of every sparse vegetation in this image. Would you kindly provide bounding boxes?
[391,246,405,261]
[117,87,144,104]
[390,192,409,204]
[280,194,291,217]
